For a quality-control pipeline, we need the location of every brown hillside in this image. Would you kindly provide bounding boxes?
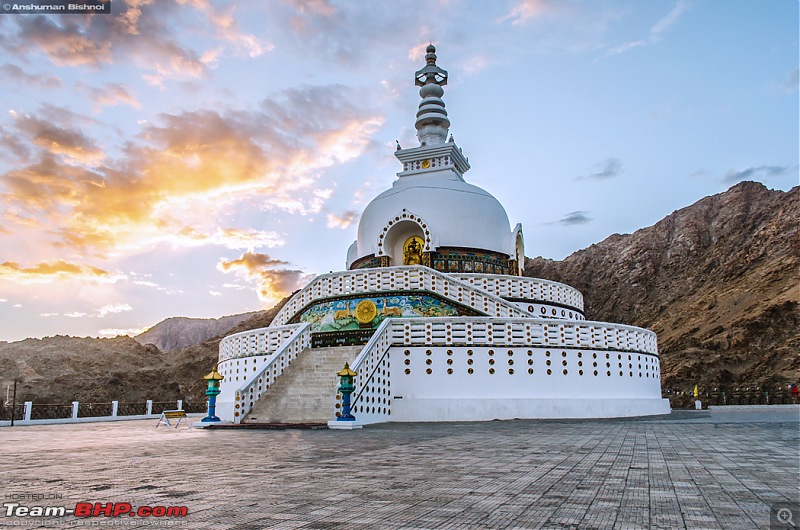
[525,181,800,394]
[0,299,288,404]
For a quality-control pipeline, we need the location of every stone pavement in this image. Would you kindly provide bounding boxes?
[1,407,798,529]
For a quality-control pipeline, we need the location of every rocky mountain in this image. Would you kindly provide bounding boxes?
[135,312,260,351]
[525,181,799,398]
[0,301,287,404]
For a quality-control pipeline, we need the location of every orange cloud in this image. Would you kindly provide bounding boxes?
[326,210,358,229]
[0,88,382,255]
[13,15,113,67]
[0,260,125,284]
[12,113,104,164]
[217,251,313,305]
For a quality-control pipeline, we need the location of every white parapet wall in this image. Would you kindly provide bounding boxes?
[341,317,669,424]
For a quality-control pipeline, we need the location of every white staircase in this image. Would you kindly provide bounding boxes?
[242,345,362,424]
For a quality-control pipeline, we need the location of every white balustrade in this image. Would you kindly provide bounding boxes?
[271,266,532,327]
[217,323,311,423]
[338,316,658,423]
[451,273,584,311]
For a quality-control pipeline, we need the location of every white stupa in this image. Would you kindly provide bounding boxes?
[349,45,522,275]
[214,46,669,425]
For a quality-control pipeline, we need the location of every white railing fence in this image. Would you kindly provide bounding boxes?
[226,324,311,423]
[451,274,584,311]
[271,266,532,327]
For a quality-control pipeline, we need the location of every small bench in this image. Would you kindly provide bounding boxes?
[156,410,190,428]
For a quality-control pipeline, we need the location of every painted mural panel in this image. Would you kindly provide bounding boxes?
[297,294,463,333]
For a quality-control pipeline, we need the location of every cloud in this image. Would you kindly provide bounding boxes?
[11,112,104,164]
[0,87,382,255]
[605,40,647,56]
[0,260,125,284]
[2,1,271,85]
[11,15,114,67]
[83,82,142,112]
[0,63,61,89]
[98,327,147,338]
[556,211,593,225]
[722,165,797,184]
[267,1,435,66]
[96,303,133,317]
[499,0,551,25]
[217,251,313,305]
[35,305,132,319]
[209,290,222,296]
[579,158,623,180]
[178,0,272,58]
[602,1,689,58]
[462,54,490,75]
[326,210,358,229]
[649,1,689,40]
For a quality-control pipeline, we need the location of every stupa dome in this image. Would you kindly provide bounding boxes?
[352,175,514,266]
[346,45,523,274]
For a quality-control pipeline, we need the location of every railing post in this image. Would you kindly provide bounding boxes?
[111,401,119,417]
[146,400,153,415]
[177,399,183,411]
[23,402,32,421]
[71,401,79,419]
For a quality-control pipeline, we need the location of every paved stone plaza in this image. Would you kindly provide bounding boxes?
[2,407,798,529]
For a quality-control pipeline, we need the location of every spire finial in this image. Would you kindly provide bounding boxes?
[425,43,437,65]
[413,43,450,146]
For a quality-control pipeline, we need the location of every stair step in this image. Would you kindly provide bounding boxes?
[242,345,363,424]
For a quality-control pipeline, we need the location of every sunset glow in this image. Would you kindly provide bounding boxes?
[0,1,796,342]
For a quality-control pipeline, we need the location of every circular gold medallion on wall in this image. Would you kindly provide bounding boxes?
[421,159,431,168]
[355,300,378,323]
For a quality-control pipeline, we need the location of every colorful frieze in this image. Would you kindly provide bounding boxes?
[432,247,510,275]
[294,293,473,334]
[350,254,381,270]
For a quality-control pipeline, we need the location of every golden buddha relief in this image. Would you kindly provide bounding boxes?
[403,236,424,265]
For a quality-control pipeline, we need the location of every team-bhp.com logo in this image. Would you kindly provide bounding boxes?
[4,502,188,518]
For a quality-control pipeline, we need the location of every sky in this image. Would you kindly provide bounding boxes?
[0,0,797,343]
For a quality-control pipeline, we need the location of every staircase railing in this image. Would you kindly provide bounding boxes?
[334,319,394,424]
[271,265,532,328]
[216,323,311,423]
